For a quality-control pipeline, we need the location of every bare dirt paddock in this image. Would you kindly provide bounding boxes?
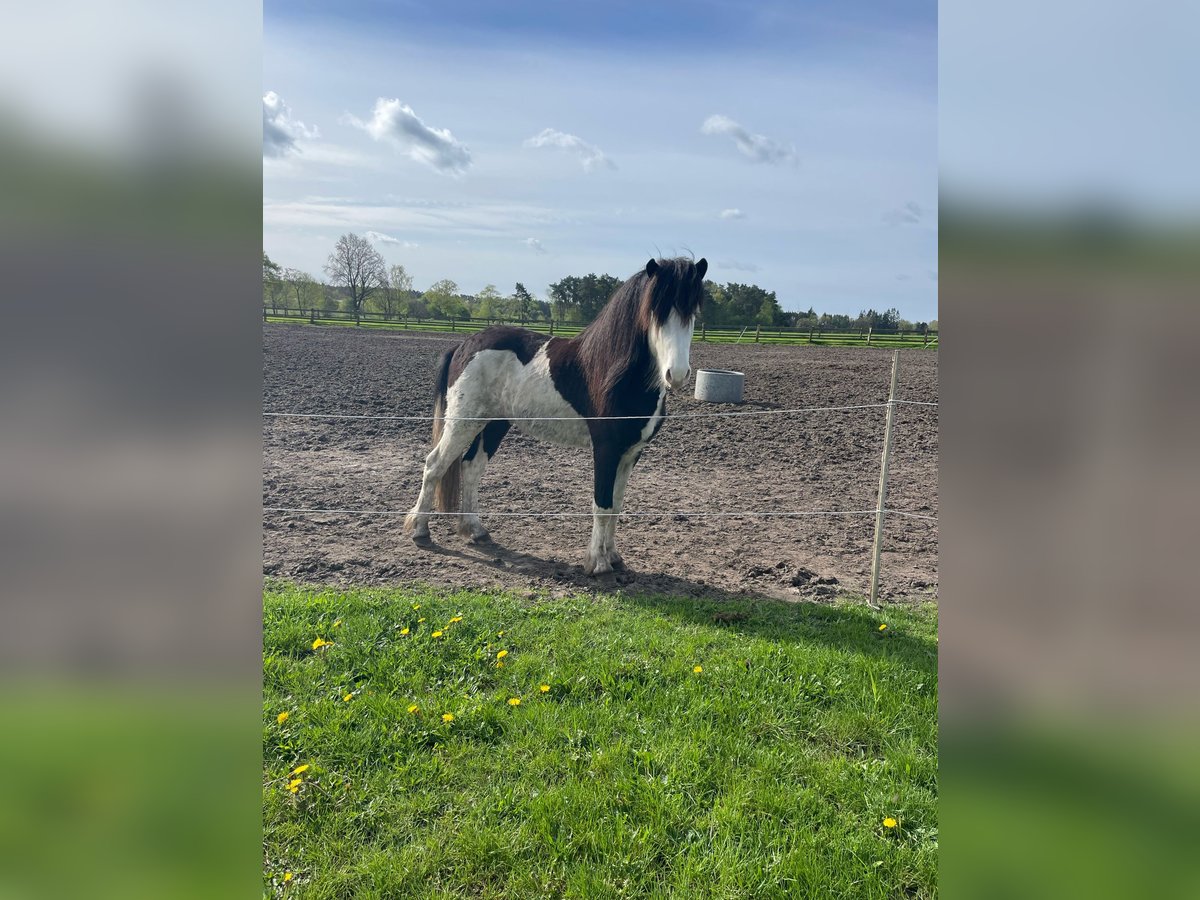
[264,324,937,603]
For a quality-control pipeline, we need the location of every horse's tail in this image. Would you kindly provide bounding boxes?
[431,348,461,513]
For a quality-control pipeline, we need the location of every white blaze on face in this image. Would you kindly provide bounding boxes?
[649,309,695,391]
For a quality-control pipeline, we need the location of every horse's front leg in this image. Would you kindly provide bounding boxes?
[606,447,642,570]
[585,443,621,576]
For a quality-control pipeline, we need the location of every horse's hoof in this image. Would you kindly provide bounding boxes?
[411,532,433,547]
[469,530,492,545]
[609,551,625,570]
[585,555,613,577]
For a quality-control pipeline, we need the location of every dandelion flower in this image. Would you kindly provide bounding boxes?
[497,630,504,637]
[508,697,521,706]
[407,704,419,714]
[442,712,455,723]
[343,693,353,702]
[883,817,898,829]
[333,619,343,628]
[540,684,550,693]
[495,661,505,668]
[286,779,302,793]
[432,630,444,639]
[277,711,290,725]
[449,615,463,624]
[497,649,508,659]
[290,764,310,776]
[879,624,888,632]
[418,617,426,623]
[399,627,410,636]
[693,665,703,674]
[412,604,421,610]
[283,872,293,882]
[312,637,332,650]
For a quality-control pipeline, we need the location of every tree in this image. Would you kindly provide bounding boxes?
[422,279,467,320]
[263,252,285,313]
[367,264,417,319]
[547,273,622,324]
[319,283,340,312]
[473,284,504,320]
[282,268,321,313]
[513,283,537,321]
[323,233,387,319]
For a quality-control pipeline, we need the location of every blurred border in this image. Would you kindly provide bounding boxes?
[941,0,1200,895]
[0,3,261,897]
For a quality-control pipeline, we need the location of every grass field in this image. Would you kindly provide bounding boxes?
[263,583,938,898]
[263,313,938,349]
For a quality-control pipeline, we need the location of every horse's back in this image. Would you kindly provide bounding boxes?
[449,325,547,375]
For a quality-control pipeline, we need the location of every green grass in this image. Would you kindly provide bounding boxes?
[263,313,937,349]
[263,584,938,898]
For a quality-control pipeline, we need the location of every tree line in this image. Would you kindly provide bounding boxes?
[263,233,936,333]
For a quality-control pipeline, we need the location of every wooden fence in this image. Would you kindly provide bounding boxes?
[263,307,939,349]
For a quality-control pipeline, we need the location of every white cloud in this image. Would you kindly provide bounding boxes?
[366,230,418,248]
[523,237,547,254]
[883,201,924,225]
[717,259,760,272]
[523,128,616,173]
[719,208,745,220]
[347,98,472,176]
[701,114,797,166]
[263,91,318,158]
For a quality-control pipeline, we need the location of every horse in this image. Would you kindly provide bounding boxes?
[404,256,707,575]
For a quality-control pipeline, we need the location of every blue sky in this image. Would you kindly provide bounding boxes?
[264,1,937,321]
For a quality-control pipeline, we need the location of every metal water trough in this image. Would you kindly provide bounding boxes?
[694,368,745,404]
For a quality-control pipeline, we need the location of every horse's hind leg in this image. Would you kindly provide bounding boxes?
[458,420,510,543]
[405,419,482,541]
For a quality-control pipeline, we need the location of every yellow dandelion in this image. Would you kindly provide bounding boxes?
[508,697,521,706]
[879,624,888,632]
[497,630,504,637]
[311,637,332,650]
[539,684,550,693]
[286,779,302,793]
[418,617,426,623]
[277,711,290,725]
[283,872,293,882]
[883,817,898,829]
[449,615,463,624]
[290,764,310,776]
[343,693,353,702]
[496,649,508,659]
[693,665,703,674]
[400,627,410,636]
[495,661,505,668]
[407,704,419,714]
[442,712,455,723]
[432,630,444,639]
[412,604,421,610]
[333,619,343,628]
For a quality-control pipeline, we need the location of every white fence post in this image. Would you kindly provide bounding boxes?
[869,350,900,608]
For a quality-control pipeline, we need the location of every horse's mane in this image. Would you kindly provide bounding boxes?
[575,258,703,406]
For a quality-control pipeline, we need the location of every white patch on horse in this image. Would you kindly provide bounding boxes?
[647,309,695,390]
[508,344,590,447]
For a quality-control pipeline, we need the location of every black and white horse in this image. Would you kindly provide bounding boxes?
[405,256,706,575]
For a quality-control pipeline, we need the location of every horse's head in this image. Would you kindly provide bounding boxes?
[641,256,707,391]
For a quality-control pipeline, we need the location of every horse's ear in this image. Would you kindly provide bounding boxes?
[696,258,708,280]
[645,258,659,277]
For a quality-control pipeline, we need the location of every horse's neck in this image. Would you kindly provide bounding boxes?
[573,327,659,416]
